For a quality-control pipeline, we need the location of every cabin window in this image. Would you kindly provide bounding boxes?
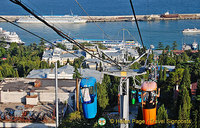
[142,91,156,109]
[81,87,91,104]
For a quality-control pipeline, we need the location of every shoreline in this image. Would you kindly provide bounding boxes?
[0,13,200,22]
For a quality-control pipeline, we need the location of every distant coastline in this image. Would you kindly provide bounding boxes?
[0,13,200,22]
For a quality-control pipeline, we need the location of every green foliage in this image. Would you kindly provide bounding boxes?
[180,68,191,89]
[81,42,94,46]
[57,43,66,50]
[197,79,200,96]
[73,56,85,68]
[97,82,109,110]
[72,45,79,50]
[165,45,170,50]
[0,43,48,77]
[129,62,140,69]
[182,52,189,62]
[191,109,198,128]
[95,43,107,50]
[163,56,176,65]
[178,86,191,128]
[168,68,184,86]
[157,104,168,127]
[59,111,93,128]
[172,41,178,50]
[40,61,49,69]
[163,67,167,81]
[158,42,164,50]
[159,65,163,82]
[73,67,81,79]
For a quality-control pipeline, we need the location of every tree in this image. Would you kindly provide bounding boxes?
[73,67,81,79]
[163,67,167,81]
[159,65,163,82]
[157,104,168,127]
[72,45,79,50]
[168,68,184,86]
[196,79,200,96]
[165,45,170,50]
[158,42,164,50]
[180,68,191,89]
[67,59,70,64]
[172,41,178,50]
[178,86,191,128]
[191,110,198,128]
[181,52,189,62]
[50,63,55,69]
[57,60,62,68]
[59,111,93,128]
[97,82,109,111]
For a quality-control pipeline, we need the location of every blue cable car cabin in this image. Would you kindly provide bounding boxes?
[80,77,97,119]
[138,91,142,103]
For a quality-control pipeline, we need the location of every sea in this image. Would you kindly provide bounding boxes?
[0,0,200,49]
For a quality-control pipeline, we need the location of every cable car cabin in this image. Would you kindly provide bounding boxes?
[131,90,136,104]
[80,77,97,119]
[138,91,142,103]
[141,81,158,125]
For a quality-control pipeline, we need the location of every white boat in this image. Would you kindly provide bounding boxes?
[0,28,24,44]
[182,28,200,33]
[16,15,87,23]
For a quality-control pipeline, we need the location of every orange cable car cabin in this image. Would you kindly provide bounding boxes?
[141,81,158,126]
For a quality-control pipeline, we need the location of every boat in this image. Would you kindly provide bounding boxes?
[16,15,87,23]
[182,28,200,33]
[0,28,24,44]
[160,11,179,18]
[102,40,141,48]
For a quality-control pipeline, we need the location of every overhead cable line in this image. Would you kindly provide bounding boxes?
[9,0,120,67]
[129,0,146,52]
[74,0,113,40]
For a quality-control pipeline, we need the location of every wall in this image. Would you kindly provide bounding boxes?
[0,91,27,103]
[0,91,74,106]
[39,92,74,105]
[0,122,55,128]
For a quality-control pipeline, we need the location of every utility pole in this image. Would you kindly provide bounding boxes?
[55,62,59,128]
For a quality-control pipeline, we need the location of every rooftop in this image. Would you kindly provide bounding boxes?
[1,78,76,93]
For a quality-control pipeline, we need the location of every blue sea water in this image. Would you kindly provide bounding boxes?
[1,0,200,15]
[0,0,200,49]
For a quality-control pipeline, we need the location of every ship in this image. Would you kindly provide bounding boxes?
[16,15,87,23]
[102,40,141,48]
[160,11,179,18]
[0,28,24,44]
[182,28,200,33]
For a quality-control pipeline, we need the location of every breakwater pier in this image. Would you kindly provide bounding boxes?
[0,13,200,22]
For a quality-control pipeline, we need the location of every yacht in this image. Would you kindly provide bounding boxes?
[182,28,200,33]
[0,28,24,44]
[16,15,87,23]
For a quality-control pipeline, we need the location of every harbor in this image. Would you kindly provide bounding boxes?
[1,13,200,23]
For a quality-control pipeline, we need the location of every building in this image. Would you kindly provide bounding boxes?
[0,78,76,105]
[54,40,74,50]
[27,65,74,79]
[42,48,84,65]
[27,65,103,83]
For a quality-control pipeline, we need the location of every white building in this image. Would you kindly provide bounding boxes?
[42,48,84,65]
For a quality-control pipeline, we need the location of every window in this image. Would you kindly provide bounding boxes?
[142,91,156,109]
